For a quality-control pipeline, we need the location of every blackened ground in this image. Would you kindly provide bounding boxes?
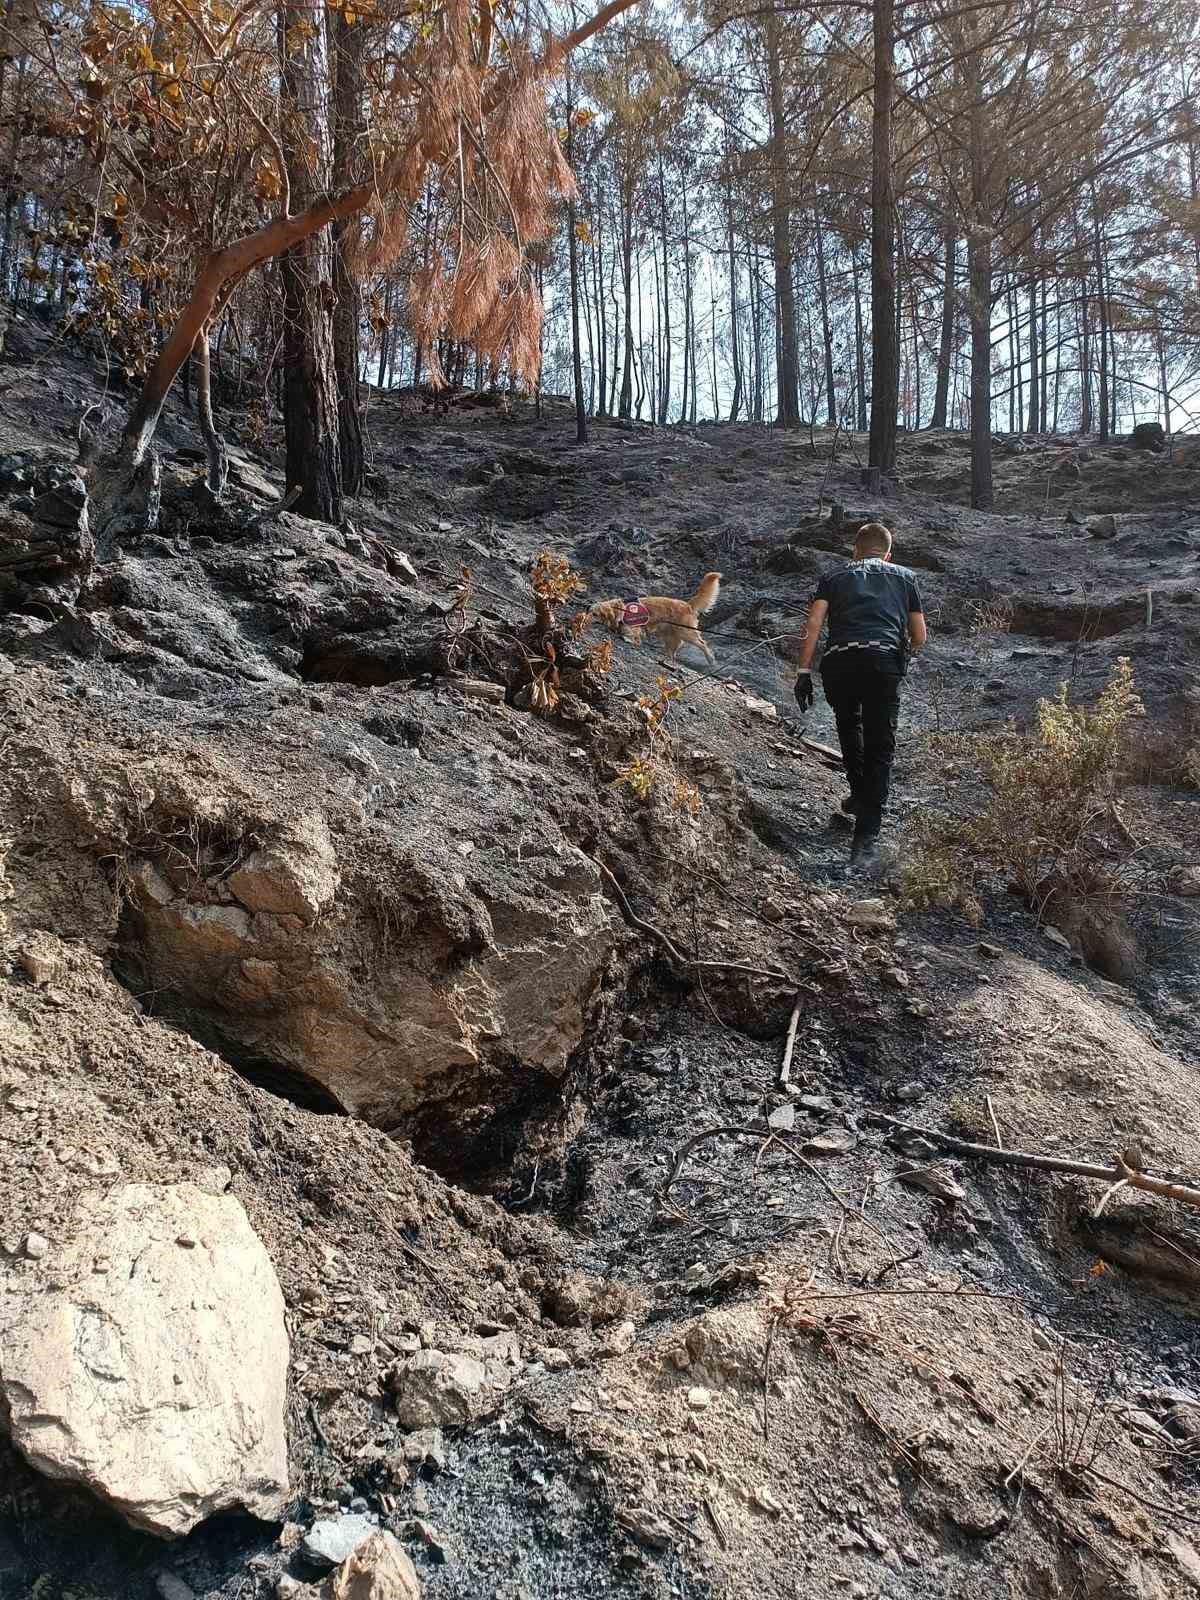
[0,1423,703,1600]
[510,987,1200,1430]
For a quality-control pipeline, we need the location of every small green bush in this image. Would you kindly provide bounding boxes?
[901,659,1143,919]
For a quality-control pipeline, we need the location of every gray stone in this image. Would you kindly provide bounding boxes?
[797,1094,835,1114]
[599,1319,636,1357]
[845,898,896,934]
[802,1130,858,1157]
[401,1427,447,1471]
[156,1576,198,1600]
[391,1347,511,1428]
[301,1512,379,1570]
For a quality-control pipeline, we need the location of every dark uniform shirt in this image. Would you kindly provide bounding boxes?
[815,558,924,658]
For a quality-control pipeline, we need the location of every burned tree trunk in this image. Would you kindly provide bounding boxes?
[866,0,898,485]
[194,326,228,504]
[279,0,342,523]
[331,9,366,497]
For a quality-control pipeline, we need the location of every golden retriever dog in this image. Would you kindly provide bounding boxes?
[590,572,722,664]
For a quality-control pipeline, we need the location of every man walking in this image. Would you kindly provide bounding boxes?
[793,521,927,866]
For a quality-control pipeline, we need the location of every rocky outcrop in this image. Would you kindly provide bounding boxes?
[60,757,617,1127]
[0,1183,289,1537]
[0,451,93,605]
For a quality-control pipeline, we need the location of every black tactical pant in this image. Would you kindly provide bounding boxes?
[820,648,903,842]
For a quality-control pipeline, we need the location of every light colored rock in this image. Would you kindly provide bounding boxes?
[23,1231,48,1259]
[599,1319,636,1357]
[275,1578,312,1600]
[1166,1532,1200,1585]
[687,1386,713,1411]
[17,936,61,986]
[540,1347,571,1372]
[895,1161,967,1202]
[391,1348,509,1428]
[802,1129,858,1156]
[615,1505,673,1550]
[1158,1388,1200,1441]
[683,1307,794,1387]
[116,798,613,1122]
[1043,924,1072,950]
[60,755,621,1130]
[401,1427,447,1470]
[227,816,339,924]
[0,1183,289,1537]
[226,454,282,504]
[744,694,777,720]
[302,1513,379,1570]
[845,898,896,933]
[330,1530,422,1600]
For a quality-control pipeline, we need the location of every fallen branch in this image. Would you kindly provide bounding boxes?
[662,1123,764,1194]
[1092,1176,1129,1219]
[599,861,791,983]
[870,1115,1200,1211]
[1004,1421,1053,1490]
[779,995,802,1086]
[598,860,688,966]
[0,541,63,570]
[797,733,845,769]
[702,1496,729,1551]
[986,1095,1004,1151]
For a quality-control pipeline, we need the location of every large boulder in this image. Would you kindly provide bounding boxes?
[0,1183,289,1537]
[62,761,617,1126]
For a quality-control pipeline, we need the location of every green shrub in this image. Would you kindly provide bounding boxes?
[901,659,1143,919]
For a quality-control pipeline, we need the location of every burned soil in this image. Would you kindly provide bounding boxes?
[2,309,1200,1600]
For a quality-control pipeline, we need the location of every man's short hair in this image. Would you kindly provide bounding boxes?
[854,521,893,557]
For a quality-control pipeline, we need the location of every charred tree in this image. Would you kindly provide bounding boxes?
[866,0,898,484]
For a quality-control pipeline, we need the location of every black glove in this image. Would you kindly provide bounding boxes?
[794,670,814,712]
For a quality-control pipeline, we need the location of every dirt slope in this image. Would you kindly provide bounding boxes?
[2,308,1200,1600]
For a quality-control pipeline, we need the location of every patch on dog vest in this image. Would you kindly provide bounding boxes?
[622,600,650,627]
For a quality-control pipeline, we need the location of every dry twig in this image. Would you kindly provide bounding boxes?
[780,995,802,1086]
[870,1115,1200,1209]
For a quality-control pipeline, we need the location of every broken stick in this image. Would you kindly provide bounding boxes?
[598,861,791,984]
[779,995,802,1086]
[870,1114,1200,1212]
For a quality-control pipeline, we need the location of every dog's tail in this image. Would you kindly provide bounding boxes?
[690,572,722,615]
